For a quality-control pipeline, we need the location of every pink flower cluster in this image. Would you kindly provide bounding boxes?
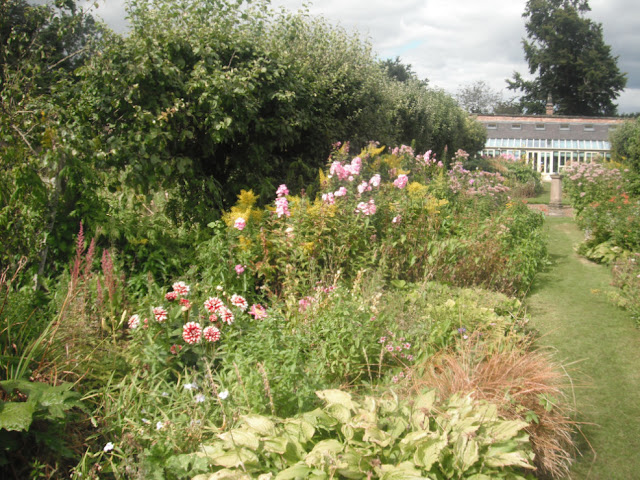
[234,217,246,231]
[391,145,414,157]
[356,199,377,216]
[329,157,361,181]
[276,184,289,197]
[322,186,349,205]
[393,174,408,189]
[275,196,290,218]
[298,296,315,313]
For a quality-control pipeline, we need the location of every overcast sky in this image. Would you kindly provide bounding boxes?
[89,0,639,113]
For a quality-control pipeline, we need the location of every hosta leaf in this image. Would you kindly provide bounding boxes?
[400,431,430,449]
[315,390,356,410]
[484,447,534,469]
[241,415,276,436]
[0,401,37,431]
[377,461,426,479]
[413,434,447,470]
[454,436,479,473]
[263,436,288,454]
[484,420,528,442]
[305,439,343,466]
[192,469,251,480]
[411,392,434,430]
[302,408,339,429]
[217,429,260,450]
[362,425,391,447]
[206,447,259,468]
[283,419,315,443]
[326,403,352,424]
[275,463,312,480]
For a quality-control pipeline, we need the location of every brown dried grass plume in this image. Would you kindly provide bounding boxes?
[408,336,578,479]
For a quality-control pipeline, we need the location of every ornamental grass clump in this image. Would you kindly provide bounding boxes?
[411,338,577,479]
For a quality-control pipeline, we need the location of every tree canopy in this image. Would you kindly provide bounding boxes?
[507,0,627,116]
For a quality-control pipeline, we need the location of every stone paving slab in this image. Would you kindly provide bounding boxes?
[527,203,574,217]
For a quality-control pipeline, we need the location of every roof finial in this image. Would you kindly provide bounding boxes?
[545,93,554,116]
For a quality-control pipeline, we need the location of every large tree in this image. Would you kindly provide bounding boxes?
[507,0,626,116]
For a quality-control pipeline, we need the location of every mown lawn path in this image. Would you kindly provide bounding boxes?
[526,217,640,479]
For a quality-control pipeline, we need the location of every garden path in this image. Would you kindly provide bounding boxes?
[526,217,640,479]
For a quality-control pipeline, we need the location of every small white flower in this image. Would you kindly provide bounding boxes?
[216,285,223,291]
[141,418,150,424]
[218,390,229,400]
[161,392,169,397]
[156,421,164,431]
[103,442,114,452]
[183,383,197,390]
[194,393,206,403]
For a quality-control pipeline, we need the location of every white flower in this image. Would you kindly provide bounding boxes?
[103,442,114,452]
[156,421,164,431]
[183,383,197,390]
[141,418,150,424]
[218,390,229,400]
[194,393,206,403]
[161,392,169,397]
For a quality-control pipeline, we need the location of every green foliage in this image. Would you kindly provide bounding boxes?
[508,0,627,115]
[610,117,640,181]
[193,388,535,479]
[610,253,640,326]
[0,378,85,478]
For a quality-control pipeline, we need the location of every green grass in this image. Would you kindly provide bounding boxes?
[526,181,551,204]
[526,217,640,479]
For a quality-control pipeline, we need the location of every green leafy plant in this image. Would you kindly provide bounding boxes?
[192,388,535,479]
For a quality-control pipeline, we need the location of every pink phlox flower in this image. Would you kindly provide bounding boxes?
[203,326,221,342]
[209,313,218,322]
[275,197,290,218]
[235,264,245,275]
[393,174,408,189]
[367,198,376,215]
[334,187,347,197]
[276,184,289,197]
[234,217,246,231]
[357,181,371,194]
[369,174,381,187]
[230,294,248,311]
[182,322,202,345]
[204,297,225,314]
[249,304,267,320]
[330,161,348,180]
[344,157,361,176]
[220,306,234,325]
[322,192,335,205]
[172,281,190,296]
[128,314,140,329]
[153,307,168,323]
